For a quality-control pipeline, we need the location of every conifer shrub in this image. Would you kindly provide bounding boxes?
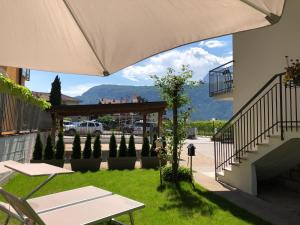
[141,137,150,157]
[72,133,81,159]
[128,134,136,157]
[55,131,65,159]
[150,134,158,157]
[118,134,127,157]
[44,135,54,160]
[32,133,43,160]
[109,133,117,157]
[83,133,92,159]
[93,135,101,158]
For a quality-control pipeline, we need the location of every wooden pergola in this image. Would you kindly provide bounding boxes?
[49,101,167,137]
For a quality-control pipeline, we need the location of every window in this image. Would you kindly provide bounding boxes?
[80,122,87,127]
[88,123,95,127]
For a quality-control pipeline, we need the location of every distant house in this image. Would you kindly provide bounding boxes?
[32,92,80,105]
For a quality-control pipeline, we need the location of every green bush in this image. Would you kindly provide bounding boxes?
[119,134,127,157]
[72,133,81,159]
[150,134,158,157]
[44,135,54,160]
[141,137,150,157]
[83,133,92,159]
[128,135,136,157]
[0,74,51,109]
[109,133,117,157]
[189,120,227,136]
[93,135,101,158]
[162,166,192,182]
[32,133,43,160]
[55,131,65,160]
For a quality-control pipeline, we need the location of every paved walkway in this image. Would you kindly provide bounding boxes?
[180,137,300,225]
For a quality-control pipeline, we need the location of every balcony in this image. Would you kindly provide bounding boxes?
[209,61,233,99]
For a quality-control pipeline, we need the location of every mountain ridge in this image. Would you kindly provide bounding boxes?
[77,84,233,120]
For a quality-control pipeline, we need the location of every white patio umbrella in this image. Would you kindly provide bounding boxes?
[0,0,285,76]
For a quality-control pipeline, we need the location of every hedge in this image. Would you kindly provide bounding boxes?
[0,74,51,110]
[189,120,227,136]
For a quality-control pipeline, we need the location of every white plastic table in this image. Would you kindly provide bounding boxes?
[4,162,73,199]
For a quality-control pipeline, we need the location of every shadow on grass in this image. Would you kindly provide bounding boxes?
[159,182,217,217]
[158,181,270,225]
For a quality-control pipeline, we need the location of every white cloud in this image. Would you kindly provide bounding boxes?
[199,40,227,48]
[62,83,97,97]
[121,46,232,82]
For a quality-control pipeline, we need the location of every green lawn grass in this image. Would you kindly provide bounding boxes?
[1,169,269,225]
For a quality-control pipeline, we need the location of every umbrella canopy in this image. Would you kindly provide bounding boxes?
[0,0,285,76]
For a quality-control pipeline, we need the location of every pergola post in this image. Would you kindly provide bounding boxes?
[51,112,57,145]
[158,111,163,137]
[143,114,147,137]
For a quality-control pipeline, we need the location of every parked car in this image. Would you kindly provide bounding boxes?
[133,121,157,136]
[63,121,76,133]
[67,121,103,136]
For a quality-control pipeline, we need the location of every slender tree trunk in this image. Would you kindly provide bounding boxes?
[172,95,179,182]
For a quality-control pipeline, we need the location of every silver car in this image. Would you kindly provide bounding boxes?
[67,121,103,136]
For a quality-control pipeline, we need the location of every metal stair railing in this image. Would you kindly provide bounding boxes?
[214,72,300,177]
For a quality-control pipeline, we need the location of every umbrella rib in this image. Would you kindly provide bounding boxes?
[240,0,280,24]
[62,0,109,76]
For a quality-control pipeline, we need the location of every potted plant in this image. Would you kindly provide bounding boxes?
[70,133,82,171]
[92,135,102,171]
[141,135,159,169]
[31,134,64,167]
[53,131,65,167]
[31,133,43,162]
[108,134,136,170]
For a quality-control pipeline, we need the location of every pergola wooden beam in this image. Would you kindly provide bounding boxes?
[49,101,167,117]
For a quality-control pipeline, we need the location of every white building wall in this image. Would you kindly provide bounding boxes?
[233,0,300,113]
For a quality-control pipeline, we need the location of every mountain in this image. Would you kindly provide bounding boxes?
[77,84,233,120]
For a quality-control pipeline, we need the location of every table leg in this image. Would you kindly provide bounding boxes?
[129,212,135,225]
[23,174,57,200]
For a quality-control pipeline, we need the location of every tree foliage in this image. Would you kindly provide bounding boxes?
[152,65,197,181]
[83,133,92,159]
[109,133,117,157]
[93,135,101,158]
[55,131,65,159]
[49,75,62,106]
[32,133,43,160]
[119,134,127,157]
[44,135,54,160]
[128,134,136,157]
[72,133,81,159]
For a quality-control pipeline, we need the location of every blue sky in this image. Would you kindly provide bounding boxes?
[26,35,232,97]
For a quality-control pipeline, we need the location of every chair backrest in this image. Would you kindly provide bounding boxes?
[0,188,45,225]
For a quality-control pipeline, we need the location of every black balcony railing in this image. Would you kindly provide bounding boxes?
[0,93,52,134]
[209,61,233,97]
[214,72,300,177]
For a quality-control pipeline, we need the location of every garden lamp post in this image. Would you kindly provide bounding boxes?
[187,143,196,183]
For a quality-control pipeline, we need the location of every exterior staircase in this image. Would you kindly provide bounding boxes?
[214,72,300,195]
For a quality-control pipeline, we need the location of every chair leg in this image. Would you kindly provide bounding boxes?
[4,215,10,225]
[129,213,134,225]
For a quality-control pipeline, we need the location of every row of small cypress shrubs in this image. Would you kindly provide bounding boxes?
[32,132,65,160]
[72,133,101,159]
[109,133,136,157]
